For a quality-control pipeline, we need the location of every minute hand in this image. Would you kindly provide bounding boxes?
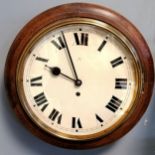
[61,31,79,80]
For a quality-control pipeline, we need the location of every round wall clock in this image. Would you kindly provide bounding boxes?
[5,3,154,149]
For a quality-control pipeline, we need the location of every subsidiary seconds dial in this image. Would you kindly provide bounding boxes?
[21,23,138,139]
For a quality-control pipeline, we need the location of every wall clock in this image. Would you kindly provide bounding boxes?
[5,3,154,149]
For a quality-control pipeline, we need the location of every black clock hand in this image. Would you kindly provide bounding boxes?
[45,65,76,83]
[61,31,82,86]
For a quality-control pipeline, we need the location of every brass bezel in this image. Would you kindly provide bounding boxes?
[16,18,143,141]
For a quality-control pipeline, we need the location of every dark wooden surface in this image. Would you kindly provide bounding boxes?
[4,3,154,149]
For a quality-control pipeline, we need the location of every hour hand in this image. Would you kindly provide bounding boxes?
[51,66,75,82]
[45,65,82,86]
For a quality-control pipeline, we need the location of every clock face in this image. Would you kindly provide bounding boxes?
[16,19,141,140]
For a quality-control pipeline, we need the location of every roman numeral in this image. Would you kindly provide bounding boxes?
[49,108,62,124]
[34,92,48,112]
[98,40,107,51]
[106,96,122,112]
[36,57,48,62]
[30,76,42,86]
[74,33,88,46]
[115,78,127,89]
[51,36,66,50]
[72,117,82,128]
[95,114,104,123]
[111,57,124,68]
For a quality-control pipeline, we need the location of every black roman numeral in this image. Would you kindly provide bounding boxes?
[34,92,47,105]
[34,92,48,112]
[30,76,42,86]
[106,96,122,112]
[95,114,104,123]
[36,57,48,62]
[111,57,124,68]
[49,108,62,124]
[98,40,107,51]
[51,36,66,50]
[74,33,88,46]
[72,117,82,128]
[115,78,127,89]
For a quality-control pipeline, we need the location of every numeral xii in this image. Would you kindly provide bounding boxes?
[74,33,88,46]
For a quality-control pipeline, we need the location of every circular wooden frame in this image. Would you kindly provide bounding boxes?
[4,3,154,149]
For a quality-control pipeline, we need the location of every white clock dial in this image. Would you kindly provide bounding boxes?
[18,23,140,140]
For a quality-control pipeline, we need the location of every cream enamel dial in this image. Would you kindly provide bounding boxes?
[17,20,141,140]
